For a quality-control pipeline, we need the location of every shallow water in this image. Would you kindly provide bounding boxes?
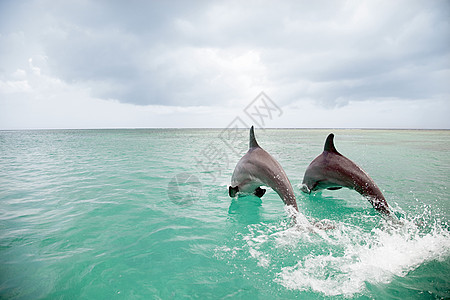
[0,129,449,299]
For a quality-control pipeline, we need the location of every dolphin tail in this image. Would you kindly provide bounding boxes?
[229,186,239,197]
[249,126,260,149]
[368,196,391,215]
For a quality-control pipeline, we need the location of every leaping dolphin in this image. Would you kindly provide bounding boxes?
[229,126,298,211]
[301,133,391,215]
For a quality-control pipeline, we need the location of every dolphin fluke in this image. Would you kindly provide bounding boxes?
[249,126,260,149]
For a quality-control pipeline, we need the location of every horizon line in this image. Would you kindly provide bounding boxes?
[1,127,449,131]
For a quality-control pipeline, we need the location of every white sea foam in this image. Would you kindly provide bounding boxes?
[220,205,450,297]
[214,203,449,297]
[275,217,450,297]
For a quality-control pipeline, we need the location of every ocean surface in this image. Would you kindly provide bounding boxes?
[0,129,449,299]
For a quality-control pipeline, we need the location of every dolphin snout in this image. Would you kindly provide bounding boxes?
[300,184,311,194]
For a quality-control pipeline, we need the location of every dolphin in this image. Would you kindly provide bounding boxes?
[301,133,391,215]
[229,126,298,211]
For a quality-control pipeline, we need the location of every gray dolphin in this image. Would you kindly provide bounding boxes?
[229,126,298,211]
[301,133,391,215]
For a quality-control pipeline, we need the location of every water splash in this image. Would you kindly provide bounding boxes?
[217,208,450,297]
[276,218,450,297]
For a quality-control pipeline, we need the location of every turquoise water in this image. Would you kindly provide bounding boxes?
[1,129,449,299]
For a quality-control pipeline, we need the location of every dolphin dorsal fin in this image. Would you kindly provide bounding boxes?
[324,133,340,154]
[249,126,260,148]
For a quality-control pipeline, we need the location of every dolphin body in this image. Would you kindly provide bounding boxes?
[229,126,298,211]
[301,133,391,215]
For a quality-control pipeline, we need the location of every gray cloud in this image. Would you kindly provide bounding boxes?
[0,0,449,108]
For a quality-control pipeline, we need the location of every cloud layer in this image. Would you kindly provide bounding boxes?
[0,0,449,128]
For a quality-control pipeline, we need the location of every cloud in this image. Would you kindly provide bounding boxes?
[0,60,238,129]
[0,0,449,128]
[0,57,448,129]
[273,96,450,129]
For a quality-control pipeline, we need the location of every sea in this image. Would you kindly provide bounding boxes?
[0,129,449,299]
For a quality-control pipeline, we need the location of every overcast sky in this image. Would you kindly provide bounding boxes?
[0,0,449,129]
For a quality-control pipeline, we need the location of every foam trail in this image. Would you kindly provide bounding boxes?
[276,218,450,297]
